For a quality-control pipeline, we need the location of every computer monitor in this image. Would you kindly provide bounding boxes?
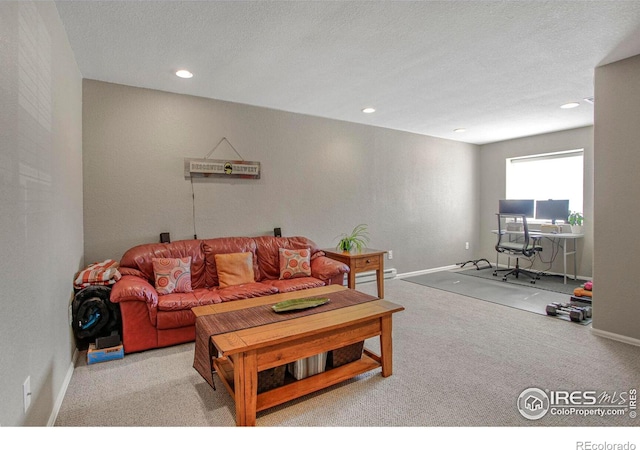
[498,199,534,218]
[535,199,570,224]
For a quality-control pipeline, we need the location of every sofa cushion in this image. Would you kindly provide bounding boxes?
[156,288,222,312]
[279,248,311,279]
[262,277,325,293]
[254,236,321,280]
[152,257,193,295]
[214,282,279,302]
[120,240,207,289]
[215,252,255,288]
[202,237,259,287]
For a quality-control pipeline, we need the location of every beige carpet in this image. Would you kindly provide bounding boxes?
[54,278,640,434]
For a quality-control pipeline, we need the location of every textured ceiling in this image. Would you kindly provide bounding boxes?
[55,1,640,145]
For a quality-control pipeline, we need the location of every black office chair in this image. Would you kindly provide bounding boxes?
[493,213,542,283]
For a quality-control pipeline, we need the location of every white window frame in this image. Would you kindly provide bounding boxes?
[505,149,584,223]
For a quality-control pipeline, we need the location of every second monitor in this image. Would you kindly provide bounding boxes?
[499,199,534,217]
[535,199,569,224]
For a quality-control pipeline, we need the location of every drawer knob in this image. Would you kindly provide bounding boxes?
[366,259,371,263]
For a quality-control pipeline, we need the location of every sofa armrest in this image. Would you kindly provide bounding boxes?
[119,267,146,278]
[110,275,159,308]
[311,256,349,283]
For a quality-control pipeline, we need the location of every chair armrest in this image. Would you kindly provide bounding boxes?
[311,256,350,282]
[110,275,158,308]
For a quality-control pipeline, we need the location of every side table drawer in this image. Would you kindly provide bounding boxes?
[354,255,381,271]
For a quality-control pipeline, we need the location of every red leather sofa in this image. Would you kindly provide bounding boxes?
[109,236,349,353]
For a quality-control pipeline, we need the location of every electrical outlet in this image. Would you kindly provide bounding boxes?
[388,250,393,260]
[465,242,470,250]
[23,376,31,413]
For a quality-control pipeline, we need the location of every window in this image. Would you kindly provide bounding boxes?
[506,149,583,219]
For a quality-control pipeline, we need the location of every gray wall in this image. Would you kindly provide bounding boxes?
[82,80,480,275]
[593,54,640,342]
[478,127,594,279]
[0,1,83,426]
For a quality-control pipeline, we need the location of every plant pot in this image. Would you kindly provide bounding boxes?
[570,225,583,234]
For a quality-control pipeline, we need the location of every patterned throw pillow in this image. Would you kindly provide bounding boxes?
[279,248,311,279]
[152,257,193,295]
[215,252,255,288]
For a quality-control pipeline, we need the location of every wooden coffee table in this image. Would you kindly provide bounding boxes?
[192,285,404,426]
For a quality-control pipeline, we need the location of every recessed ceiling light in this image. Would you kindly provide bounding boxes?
[176,69,193,79]
[454,128,466,133]
[560,102,580,109]
[362,107,376,114]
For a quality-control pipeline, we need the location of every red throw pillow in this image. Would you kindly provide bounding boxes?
[152,257,193,295]
[279,248,311,279]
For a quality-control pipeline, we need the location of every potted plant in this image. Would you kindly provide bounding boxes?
[336,224,370,253]
[568,211,584,234]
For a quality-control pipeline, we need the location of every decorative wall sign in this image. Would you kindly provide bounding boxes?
[185,137,261,179]
[186,137,260,239]
[184,158,261,179]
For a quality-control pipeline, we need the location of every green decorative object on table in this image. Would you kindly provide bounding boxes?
[336,224,370,252]
[272,297,330,313]
[568,211,583,226]
[568,211,584,234]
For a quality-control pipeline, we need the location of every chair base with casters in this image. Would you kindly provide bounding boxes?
[492,257,540,283]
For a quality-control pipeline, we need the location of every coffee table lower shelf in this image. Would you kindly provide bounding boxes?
[213,349,381,413]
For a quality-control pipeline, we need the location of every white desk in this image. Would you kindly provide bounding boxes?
[491,230,584,284]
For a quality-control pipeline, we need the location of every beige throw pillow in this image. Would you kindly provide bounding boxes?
[215,252,255,288]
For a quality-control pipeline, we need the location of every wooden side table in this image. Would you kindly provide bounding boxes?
[322,248,387,298]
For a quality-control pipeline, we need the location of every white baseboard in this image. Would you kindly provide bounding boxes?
[344,265,456,284]
[590,328,640,348]
[347,268,398,285]
[395,265,458,279]
[48,347,78,426]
